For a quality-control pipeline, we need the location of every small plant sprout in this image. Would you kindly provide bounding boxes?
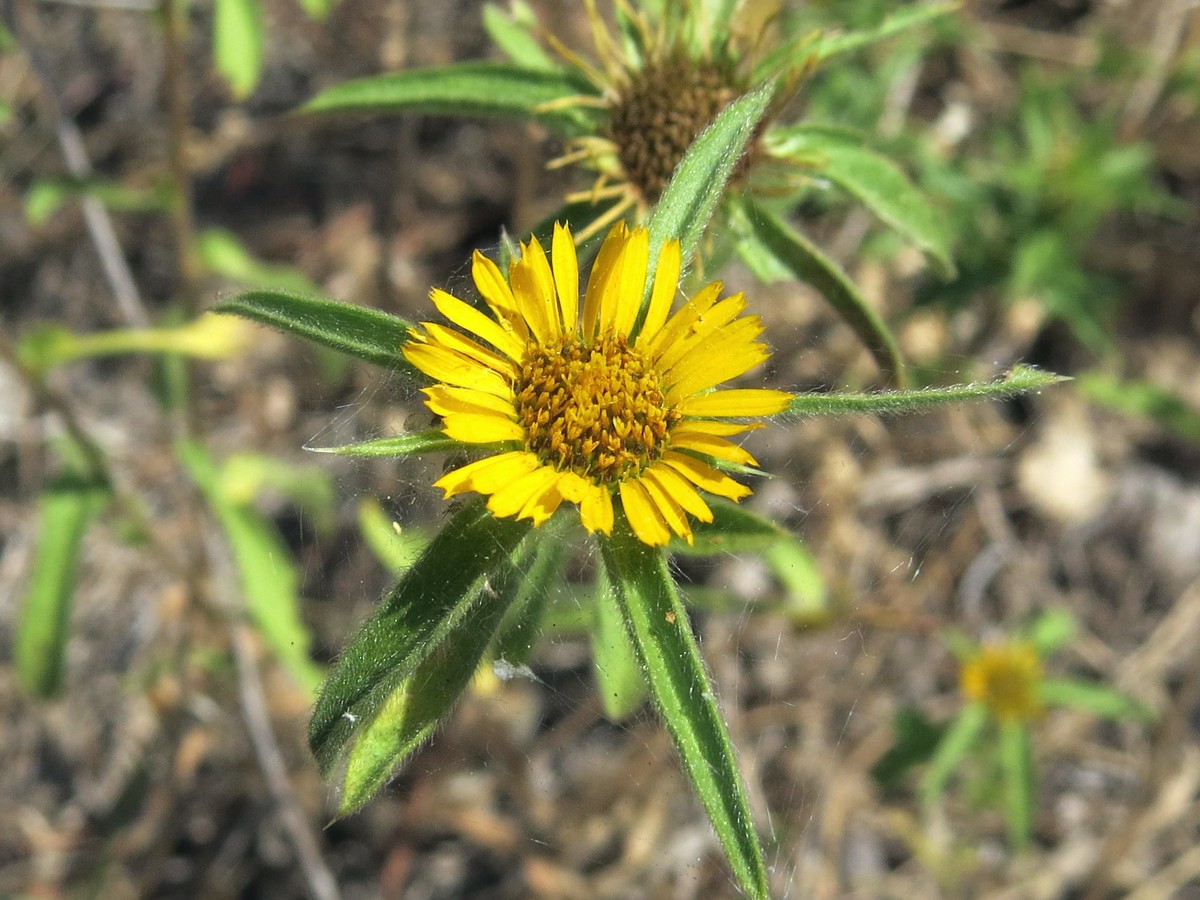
[914,610,1155,850]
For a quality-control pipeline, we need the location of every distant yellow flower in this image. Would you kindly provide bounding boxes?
[960,640,1044,723]
[403,221,792,546]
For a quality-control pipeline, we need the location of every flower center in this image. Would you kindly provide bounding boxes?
[607,53,748,204]
[961,644,1043,721]
[515,333,678,484]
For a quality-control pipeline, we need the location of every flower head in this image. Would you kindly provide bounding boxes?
[960,640,1044,723]
[542,1,788,238]
[403,221,792,546]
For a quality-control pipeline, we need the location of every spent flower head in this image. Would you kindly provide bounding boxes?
[403,220,792,546]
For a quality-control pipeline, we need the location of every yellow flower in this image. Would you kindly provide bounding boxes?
[960,641,1044,723]
[403,221,792,546]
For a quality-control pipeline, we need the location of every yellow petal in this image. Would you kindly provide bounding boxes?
[441,413,524,444]
[618,479,671,546]
[422,322,517,376]
[666,328,770,402]
[644,281,723,358]
[635,473,692,544]
[472,250,528,339]
[487,465,561,519]
[518,475,568,526]
[667,432,757,466]
[677,389,793,418]
[579,481,614,534]
[509,236,560,344]
[422,385,516,418]
[556,470,590,503]
[582,220,629,338]
[434,451,540,498]
[671,419,760,437]
[642,465,713,523]
[601,225,648,339]
[661,451,752,501]
[655,295,747,373]
[430,288,525,361]
[403,342,512,397]
[639,237,680,342]
[552,222,579,335]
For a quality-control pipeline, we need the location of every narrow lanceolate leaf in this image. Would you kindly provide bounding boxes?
[671,498,789,557]
[482,2,557,71]
[922,702,987,807]
[309,499,530,775]
[1000,720,1035,849]
[179,441,324,694]
[15,474,108,697]
[753,2,958,82]
[339,554,521,814]
[493,532,568,666]
[357,498,429,575]
[302,63,597,132]
[765,125,954,276]
[1038,679,1155,722]
[782,365,1068,419]
[600,519,769,900]
[731,196,906,386]
[592,566,648,720]
[309,430,466,458]
[213,0,264,99]
[645,82,775,287]
[216,290,416,374]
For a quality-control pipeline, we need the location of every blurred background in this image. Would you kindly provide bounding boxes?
[1,0,1199,896]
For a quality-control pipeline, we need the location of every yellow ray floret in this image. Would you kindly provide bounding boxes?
[403,222,793,546]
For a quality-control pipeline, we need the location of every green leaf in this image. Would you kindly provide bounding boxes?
[782,365,1068,418]
[213,0,265,99]
[302,62,597,132]
[670,498,786,557]
[755,2,958,82]
[1077,372,1200,443]
[308,499,530,775]
[643,82,775,294]
[922,702,987,806]
[1027,609,1076,655]
[308,430,466,458]
[357,498,429,575]
[339,562,518,814]
[178,441,324,694]
[198,229,322,296]
[763,539,828,623]
[25,177,169,225]
[764,125,954,276]
[15,474,109,697]
[17,314,250,375]
[493,531,567,665]
[599,517,768,900]
[730,196,906,386]
[215,290,417,374]
[592,566,648,720]
[294,0,334,21]
[999,720,1035,849]
[871,707,946,790]
[482,2,557,71]
[1038,678,1155,722]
